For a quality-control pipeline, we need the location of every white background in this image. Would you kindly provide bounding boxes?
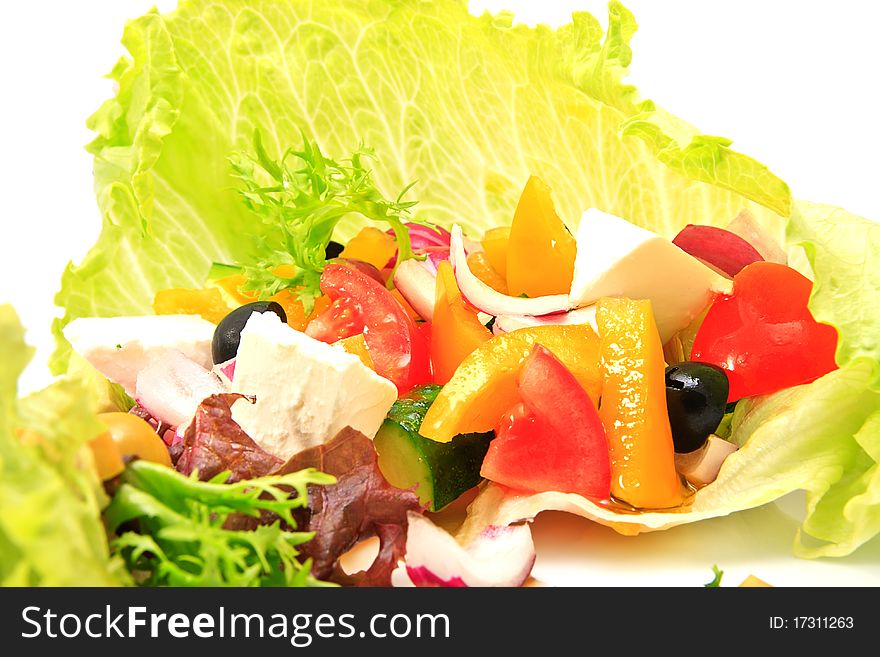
[1,1,878,584]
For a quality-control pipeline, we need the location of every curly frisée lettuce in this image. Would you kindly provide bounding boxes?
[228,130,421,310]
[49,0,879,558]
[106,460,335,586]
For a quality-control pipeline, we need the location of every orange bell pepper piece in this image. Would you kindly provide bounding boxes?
[390,288,422,322]
[420,324,601,442]
[481,226,510,279]
[334,333,375,370]
[339,227,397,269]
[466,252,508,294]
[153,287,233,324]
[596,297,685,509]
[212,268,331,332]
[430,261,493,384]
[270,291,331,332]
[506,176,576,298]
[213,274,257,305]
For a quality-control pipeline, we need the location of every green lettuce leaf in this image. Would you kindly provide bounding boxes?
[788,201,880,389]
[0,306,126,585]
[51,0,877,557]
[52,0,789,371]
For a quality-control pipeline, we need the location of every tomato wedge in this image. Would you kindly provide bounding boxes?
[480,345,610,499]
[308,263,430,393]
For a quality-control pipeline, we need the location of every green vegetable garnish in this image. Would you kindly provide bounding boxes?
[704,565,724,588]
[105,460,336,587]
[227,130,420,311]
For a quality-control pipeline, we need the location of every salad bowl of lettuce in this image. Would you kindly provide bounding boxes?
[1,0,878,587]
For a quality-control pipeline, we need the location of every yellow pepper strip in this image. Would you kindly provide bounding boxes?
[596,297,685,509]
[481,226,510,279]
[339,226,397,269]
[153,287,234,324]
[420,324,601,442]
[739,575,772,587]
[390,288,422,322]
[431,261,493,384]
[466,251,509,294]
[334,333,375,370]
[506,176,576,298]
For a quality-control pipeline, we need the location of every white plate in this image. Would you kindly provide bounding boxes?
[529,492,880,587]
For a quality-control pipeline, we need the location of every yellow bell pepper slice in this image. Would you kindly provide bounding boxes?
[268,289,331,331]
[431,261,493,384]
[466,252,508,294]
[212,263,298,306]
[596,297,685,509]
[506,176,576,298]
[339,226,397,269]
[210,270,331,332]
[153,287,233,324]
[334,333,375,370]
[481,226,510,279]
[420,324,601,442]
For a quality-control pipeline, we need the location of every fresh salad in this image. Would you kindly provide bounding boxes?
[1,0,878,587]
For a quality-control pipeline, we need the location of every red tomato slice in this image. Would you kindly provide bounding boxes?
[304,297,365,343]
[480,345,611,499]
[416,321,434,382]
[309,263,430,393]
[691,261,838,401]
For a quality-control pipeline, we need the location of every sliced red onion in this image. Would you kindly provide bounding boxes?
[385,224,453,268]
[493,305,598,334]
[388,245,450,273]
[672,224,763,278]
[450,224,570,317]
[391,511,535,587]
[726,209,787,264]
[212,357,236,385]
[421,247,450,274]
[392,259,437,321]
[388,222,451,249]
[135,350,228,430]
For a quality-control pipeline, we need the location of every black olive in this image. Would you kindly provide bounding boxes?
[665,362,729,453]
[324,240,345,259]
[212,301,287,364]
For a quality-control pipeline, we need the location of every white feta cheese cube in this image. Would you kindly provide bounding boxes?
[231,311,397,459]
[569,209,731,343]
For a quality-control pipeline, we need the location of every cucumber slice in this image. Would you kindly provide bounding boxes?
[207,262,244,281]
[374,385,493,510]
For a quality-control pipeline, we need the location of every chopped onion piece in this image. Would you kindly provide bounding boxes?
[392,511,535,587]
[393,259,437,321]
[726,209,787,264]
[450,225,570,317]
[135,350,227,430]
[674,435,738,487]
[494,305,597,334]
